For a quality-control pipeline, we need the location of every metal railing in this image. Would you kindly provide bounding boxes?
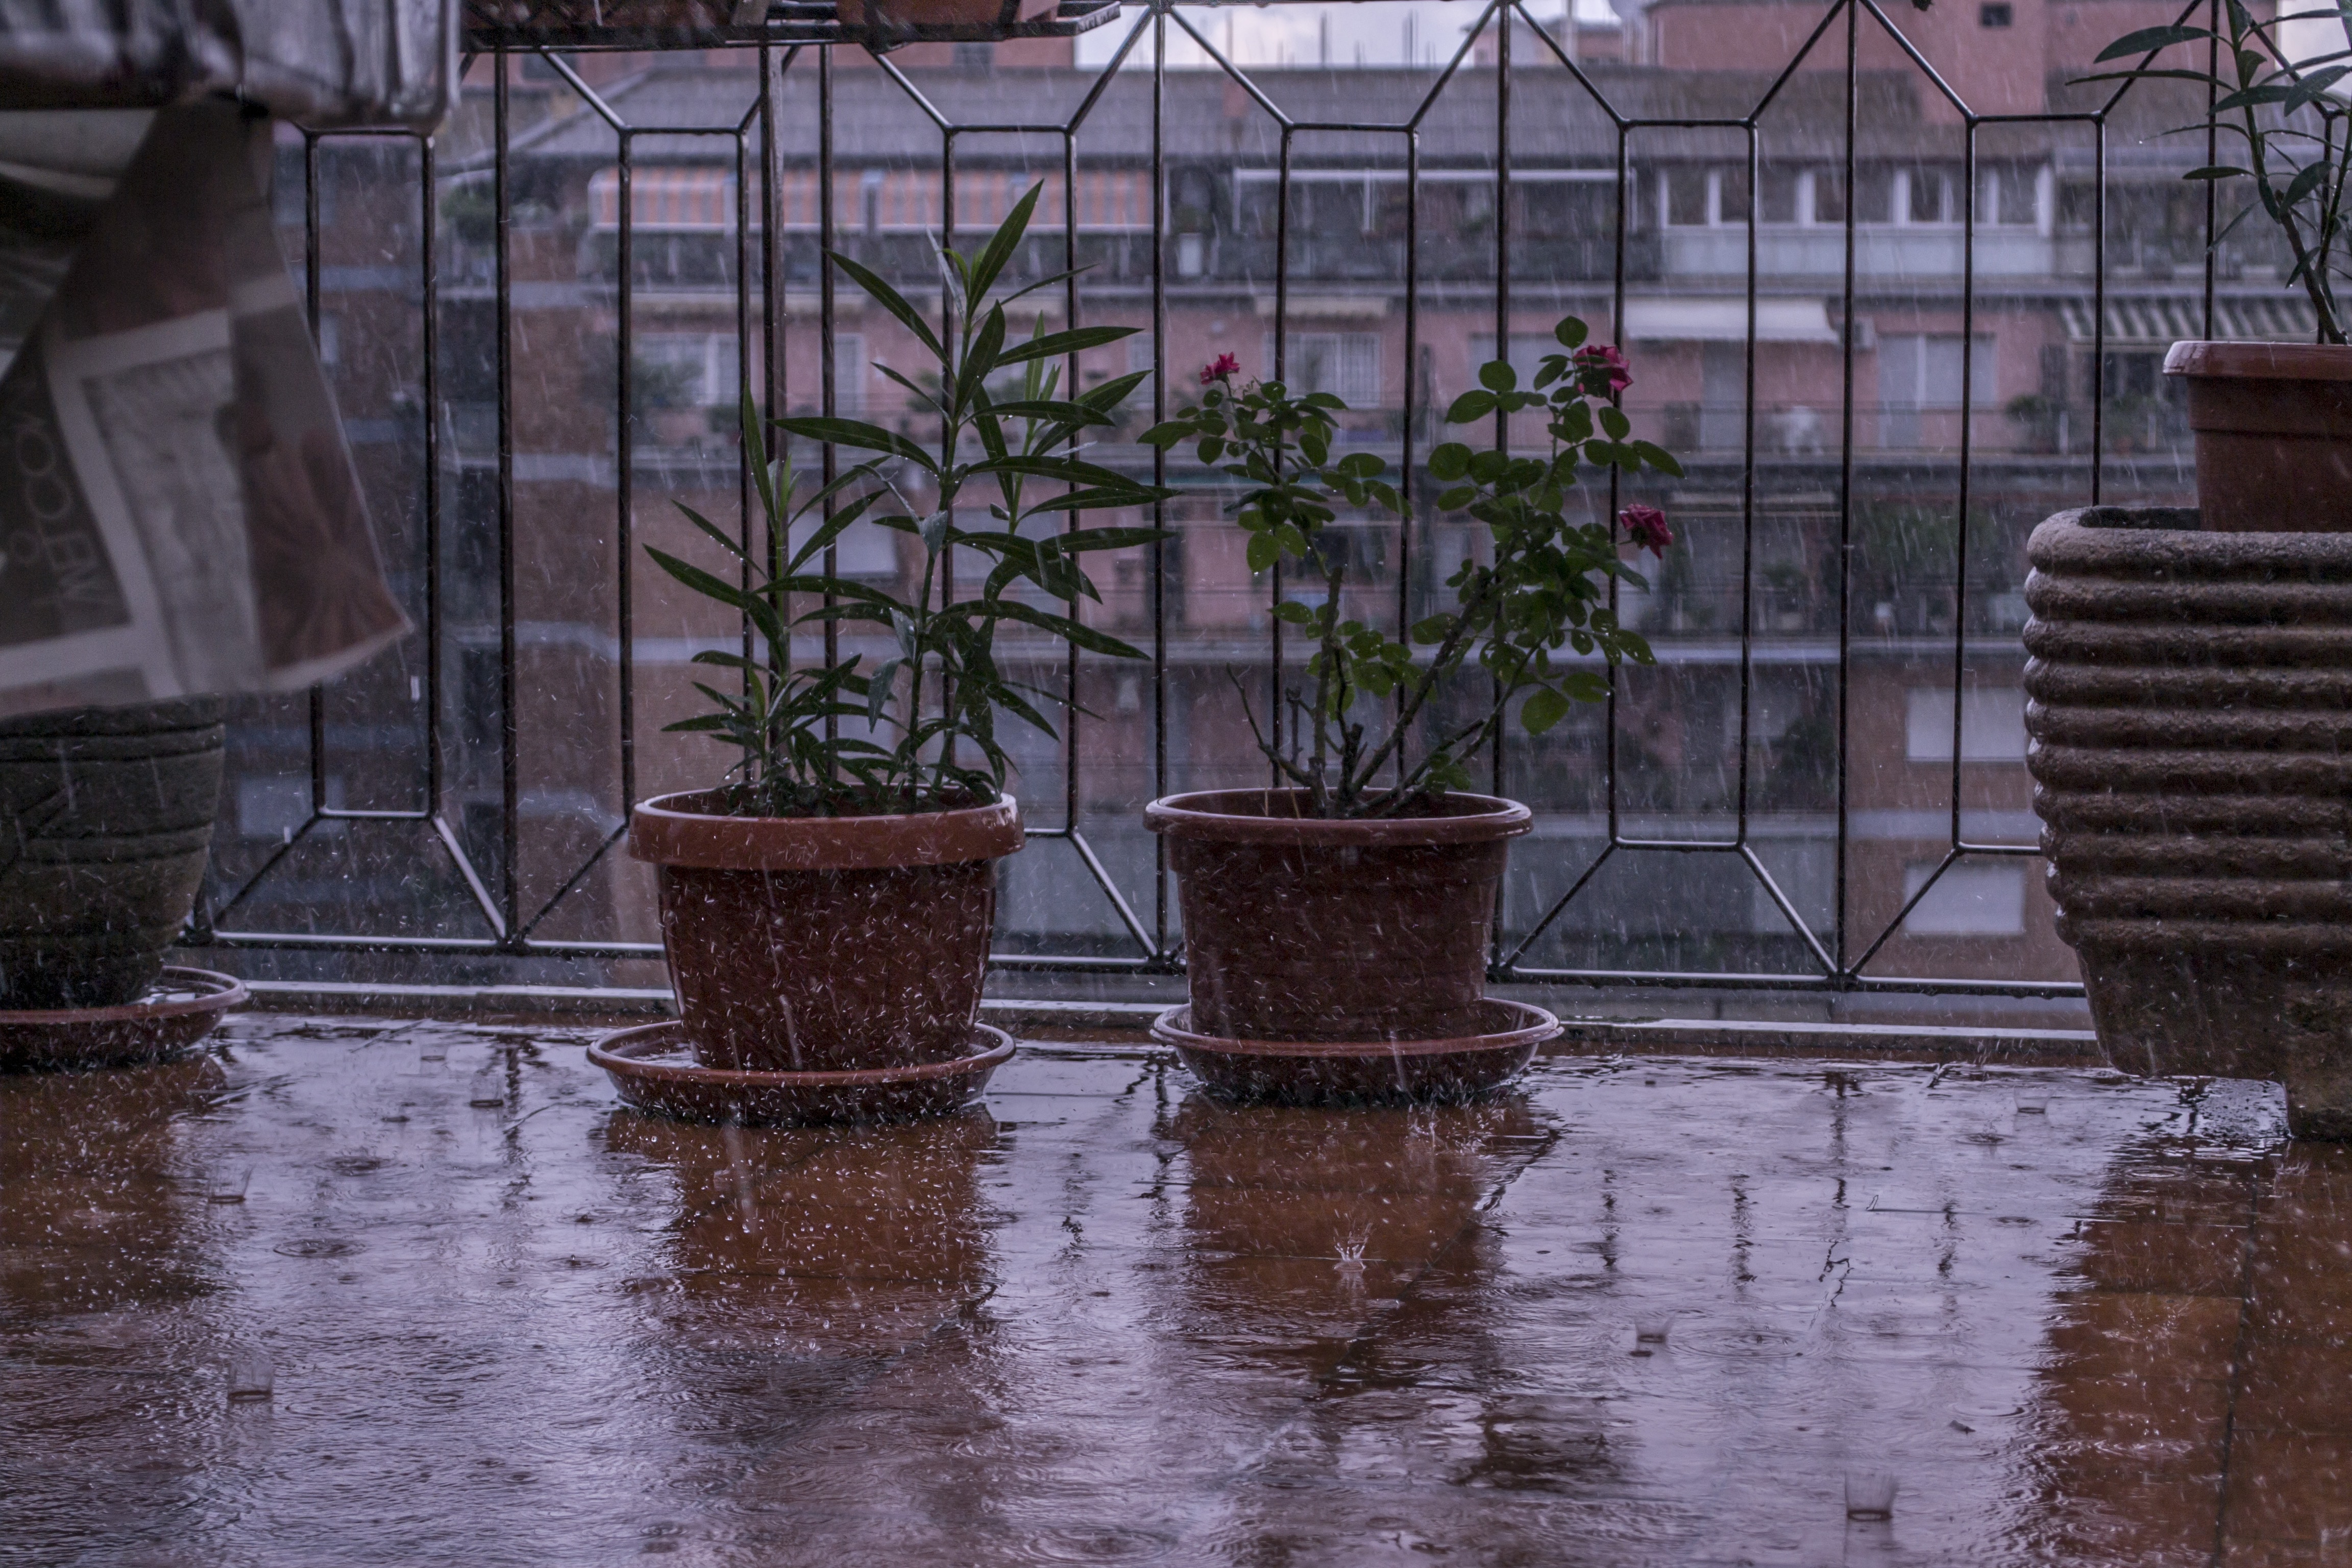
[190,0,2251,1002]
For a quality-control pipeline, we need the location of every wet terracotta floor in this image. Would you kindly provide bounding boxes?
[3,1013,2344,1565]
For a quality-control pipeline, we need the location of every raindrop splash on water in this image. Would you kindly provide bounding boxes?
[1844,1470,1897,1520]
[226,1348,274,1403]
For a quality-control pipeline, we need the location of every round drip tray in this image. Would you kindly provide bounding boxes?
[588,1021,1015,1126]
[1150,998,1558,1106]
[0,967,247,1072]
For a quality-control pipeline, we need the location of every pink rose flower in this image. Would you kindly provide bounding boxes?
[1574,342,1632,397]
[1202,353,1241,386]
[1619,504,1673,555]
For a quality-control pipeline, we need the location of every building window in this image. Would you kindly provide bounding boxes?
[1980,3,2013,24]
[638,333,734,407]
[1902,862,2027,937]
[1878,332,1998,444]
[1904,687,2026,763]
[833,332,866,415]
[1265,332,1382,407]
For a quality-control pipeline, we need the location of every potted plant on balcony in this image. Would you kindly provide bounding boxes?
[1139,322,1682,1103]
[596,184,1171,1125]
[2023,12,2352,1136]
[2080,5,2351,523]
[0,698,247,1071]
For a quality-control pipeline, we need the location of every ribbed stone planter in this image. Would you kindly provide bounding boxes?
[0,698,227,1011]
[2023,506,2352,1137]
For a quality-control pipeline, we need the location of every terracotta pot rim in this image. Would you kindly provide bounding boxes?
[0,966,246,1025]
[2164,339,2352,382]
[1149,999,1559,1057]
[628,790,1022,870]
[590,1020,1016,1086]
[1143,788,1531,845]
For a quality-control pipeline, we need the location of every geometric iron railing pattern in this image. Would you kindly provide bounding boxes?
[189,0,2261,1000]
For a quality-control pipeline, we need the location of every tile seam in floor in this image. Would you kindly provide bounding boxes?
[2207,1153,2273,1566]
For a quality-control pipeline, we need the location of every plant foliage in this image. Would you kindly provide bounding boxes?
[648,183,1174,816]
[2078,1,2352,342]
[1142,316,1683,820]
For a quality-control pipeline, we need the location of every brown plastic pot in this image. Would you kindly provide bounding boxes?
[627,791,1022,1074]
[2165,340,2352,533]
[1144,788,1532,1044]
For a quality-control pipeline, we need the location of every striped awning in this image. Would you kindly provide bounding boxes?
[2059,293,2320,346]
[591,166,1153,233]
[587,166,736,231]
[773,168,1153,233]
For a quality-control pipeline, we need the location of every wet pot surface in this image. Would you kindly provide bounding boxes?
[1146,789,1530,1043]
[0,697,226,1010]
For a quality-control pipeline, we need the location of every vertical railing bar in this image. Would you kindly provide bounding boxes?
[304,132,329,825]
[1062,129,1083,836]
[1832,0,1857,983]
[2202,0,2219,338]
[2091,115,2107,504]
[619,129,640,814]
[1150,3,1170,951]
[820,46,839,743]
[1605,125,1628,852]
[1489,2,1511,805]
[421,131,445,809]
[1735,122,1759,849]
[1398,129,1420,791]
[1270,125,1291,780]
[495,52,521,945]
[1951,118,1982,855]
[737,128,757,704]
[762,45,786,687]
[940,129,959,754]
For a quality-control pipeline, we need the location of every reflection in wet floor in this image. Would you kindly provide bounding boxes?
[0,1014,2336,1564]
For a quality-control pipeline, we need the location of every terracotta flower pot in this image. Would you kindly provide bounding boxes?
[627,792,1023,1074]
[2023,505,2352,1137]
[1144,788,1531,1044]
[2164,340,2352,533]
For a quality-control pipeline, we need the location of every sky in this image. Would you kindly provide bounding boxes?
[1074,0,1625,70]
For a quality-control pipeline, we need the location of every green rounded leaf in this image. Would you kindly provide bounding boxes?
[1554,316,1589,350]
[1446,389,1499,424]
[1521,686,1572,734]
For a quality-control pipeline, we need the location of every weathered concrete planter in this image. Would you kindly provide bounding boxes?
[2023,506,2352,1136]
[0,698,227,1012]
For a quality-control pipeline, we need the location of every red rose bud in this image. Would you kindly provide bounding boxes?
[1202,353,1241,385]
[1574,342,1633,396]
[1619,504,1673,555]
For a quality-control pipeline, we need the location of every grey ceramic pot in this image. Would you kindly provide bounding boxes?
[2024,505,2352,1137]
[0,697,226,1011]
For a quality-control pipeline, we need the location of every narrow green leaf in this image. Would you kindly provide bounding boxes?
[969,181,1045,299]
[672,502,747,562]
[773,415,936,470]
[825,250,945,362]
[2093,23,2210,61]
[994,325,1138,369]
